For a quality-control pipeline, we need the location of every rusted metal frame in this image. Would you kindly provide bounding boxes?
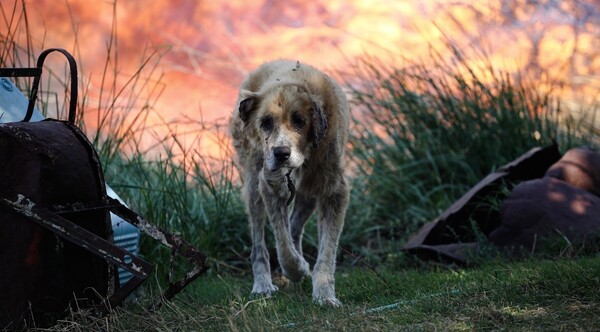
[107,198,209,307]
[50,197,209,308]
[0,68,42,77]
[0,194,153,313]
[108,198,207,265]
[0,48,78,123]
[28,48,78,123]
[0,195,151,278]
[50,197,207,267]
[49,199,123,214]
[106,276,146,314]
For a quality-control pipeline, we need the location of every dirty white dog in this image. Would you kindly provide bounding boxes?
[229,60,350,306]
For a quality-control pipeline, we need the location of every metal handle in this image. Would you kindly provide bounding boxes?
[23,48,78,123]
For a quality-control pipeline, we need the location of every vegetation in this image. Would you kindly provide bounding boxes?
[2,1,600,330]
[40,257,600,331]
[341,47,597,262]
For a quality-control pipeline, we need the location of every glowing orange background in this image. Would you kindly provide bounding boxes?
[3,1,599,157]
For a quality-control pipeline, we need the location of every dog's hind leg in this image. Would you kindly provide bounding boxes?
[312,180,349,307]
[244,172,278,296]
[290,192,317,256]
[259,169,310,282]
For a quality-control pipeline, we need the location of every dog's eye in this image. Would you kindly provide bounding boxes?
[260,116,274,132]
[291,112,305,130]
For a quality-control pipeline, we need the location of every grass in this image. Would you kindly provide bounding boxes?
[167,256,600,330]
[41,256,600,331]
[3,0,600,330]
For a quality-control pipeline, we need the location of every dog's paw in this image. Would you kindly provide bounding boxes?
[313,295,342,307]
[312,273,341,307]
[251,282,279,297]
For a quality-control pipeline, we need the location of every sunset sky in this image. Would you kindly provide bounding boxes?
[2,0,599,156]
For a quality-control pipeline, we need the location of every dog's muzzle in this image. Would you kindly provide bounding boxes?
[273,146,291,163]
[267,146,296,205]
[266,146,292,172]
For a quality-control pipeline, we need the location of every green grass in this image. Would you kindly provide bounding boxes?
[3,1,600,331]
[44,256,600,331]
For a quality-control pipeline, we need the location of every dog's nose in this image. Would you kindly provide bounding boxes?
[273,146,291,162]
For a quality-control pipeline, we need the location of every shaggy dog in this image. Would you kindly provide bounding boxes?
[229,60,350,306]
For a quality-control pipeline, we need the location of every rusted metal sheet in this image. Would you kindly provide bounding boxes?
[404,143,562,263]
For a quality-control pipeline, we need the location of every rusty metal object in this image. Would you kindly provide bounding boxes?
[108,199,209,309]
[1,192,209,314]
[0,195,151,313]
[1,49,208,327]
[48,196,209,309]
[404,143,562,263]
[0,120,116,326]
[0,48,77,123]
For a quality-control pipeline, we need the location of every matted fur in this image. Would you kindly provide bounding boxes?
[230,60,350,306]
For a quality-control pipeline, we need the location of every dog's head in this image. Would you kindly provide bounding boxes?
[238,84,328,172]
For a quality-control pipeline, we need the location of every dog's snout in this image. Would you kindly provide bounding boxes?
[273,146,291,162]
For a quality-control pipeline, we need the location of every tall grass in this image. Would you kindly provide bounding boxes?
[63,6,249,276]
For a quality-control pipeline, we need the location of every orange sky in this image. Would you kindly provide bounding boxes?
[2,0,599,158]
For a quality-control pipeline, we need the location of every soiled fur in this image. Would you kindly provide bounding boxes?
[229,60,350,306]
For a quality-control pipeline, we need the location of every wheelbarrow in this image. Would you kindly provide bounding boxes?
[0,48,208,327]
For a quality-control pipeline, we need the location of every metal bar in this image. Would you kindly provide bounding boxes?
[106,198,209,307]
[107,198,207,267]
[52,198,207,267]
[25,48,78,123]
[149,265,207,310]
[0,194,152,279]
[0,68,42,77]
[32,196,208,309]
[49,199,123,214]
[103,275,146,313]
[0,48,78,123]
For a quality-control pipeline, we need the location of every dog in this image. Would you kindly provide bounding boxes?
[229,60,350,306]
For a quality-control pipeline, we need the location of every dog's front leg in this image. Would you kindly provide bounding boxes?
[244,172,278,296]
[259,169,310,282]
[290,192,317,256]
[313,182,349,307]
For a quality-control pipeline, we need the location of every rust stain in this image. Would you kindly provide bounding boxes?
[24,227,41,267]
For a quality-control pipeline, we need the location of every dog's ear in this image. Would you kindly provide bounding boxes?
[238,90,258,123]
[311,100,328,146]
